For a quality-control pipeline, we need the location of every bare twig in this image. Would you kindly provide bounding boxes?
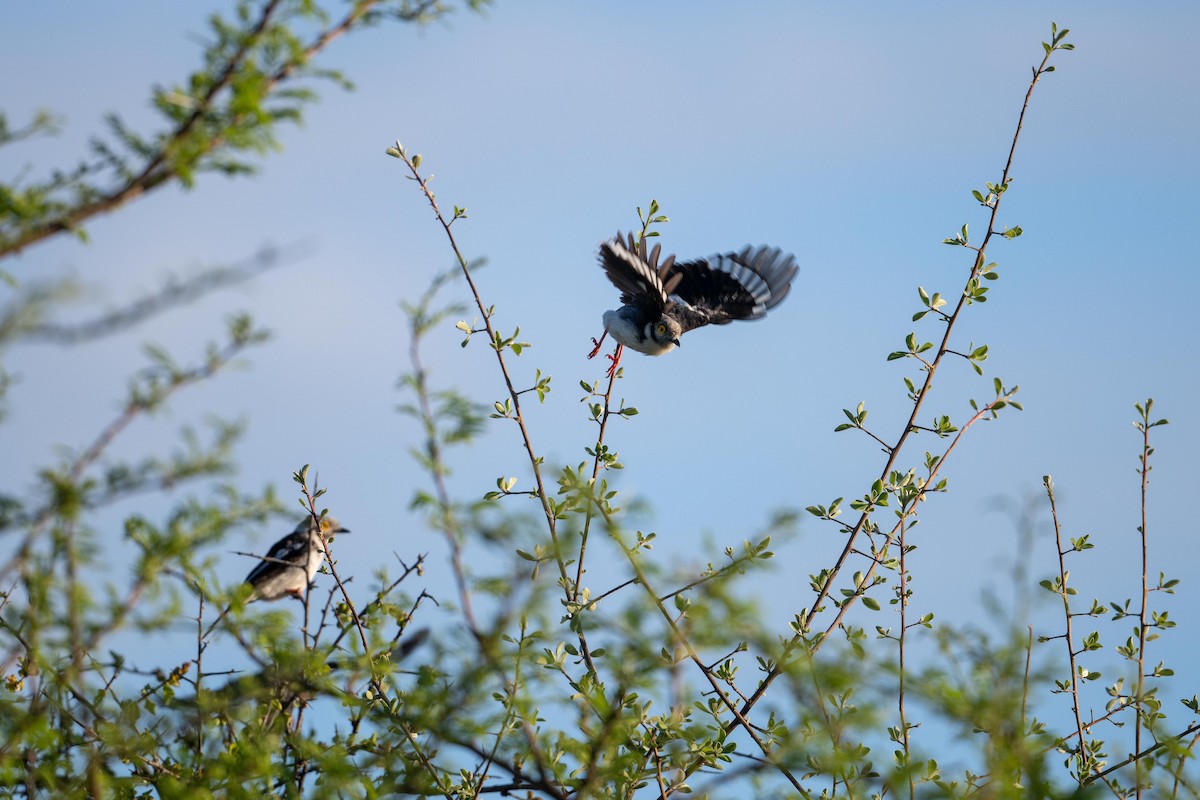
[14,245,297,345]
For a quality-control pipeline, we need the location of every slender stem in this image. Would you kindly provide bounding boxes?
[293,486,454,797]
[1170,729,1200,798]
[733,42,1060,732]
[1045,477,1089,782]
[408,298,478,633]
[398,157,562,573]
[194,589,205,764]
[817,393,1013,645]
[393,161,599,795]
[897,515,914,800]
[396,151,601,676]
[1135,413,1152,798]
[1020,626,1034,788]
[62,519,84,680]
[573,369,619,608]
[710,390,1014,786]
[1085,723,1200,787]
[592,498,808,797]
[803,650,845,799]
[474,619,530,793]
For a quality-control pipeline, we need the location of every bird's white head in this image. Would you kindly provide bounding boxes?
[647,316,682,351]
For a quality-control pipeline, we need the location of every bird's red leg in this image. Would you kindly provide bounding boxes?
[587,330,608,359]
[605,344,624,377]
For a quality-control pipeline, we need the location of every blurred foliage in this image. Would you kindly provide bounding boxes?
[1,11,1195,800]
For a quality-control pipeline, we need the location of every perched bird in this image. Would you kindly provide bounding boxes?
[588,232,799,375]
[203,516,349,638]
[243,515,349,601]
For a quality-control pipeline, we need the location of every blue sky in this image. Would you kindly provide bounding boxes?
[3,1,1199,767]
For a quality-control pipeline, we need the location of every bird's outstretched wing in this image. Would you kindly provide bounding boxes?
[597,233,677,319]
[661,245,798,333]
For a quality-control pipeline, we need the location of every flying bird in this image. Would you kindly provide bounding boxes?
[588,232,798,375]
[204,515,349,637]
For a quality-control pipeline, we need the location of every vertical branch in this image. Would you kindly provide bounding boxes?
[574,202,662,614]
[897,516,914,800]
[389,145,609,679]
[397,273,586,793]
[1020,625,1035,788]
[406,285,478,634]
[388,145,567,588]
[1170,729,1200,798]
[804,31,1061,642]
[1045,476,1089,781]
[193,587,205,765]
[62,520,84,679]
[291,571,317,794]
[1132,397,1165,798]
[803,650,847,799]
[1136,432,1148,799]
[291,482,455,798]
[734,24,1072,729]
[573,364,619,604]
[473,618,533,792]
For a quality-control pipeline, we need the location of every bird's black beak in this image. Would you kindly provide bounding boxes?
[672,337,681,347]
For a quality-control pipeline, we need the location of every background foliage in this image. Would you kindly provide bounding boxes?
[1,3,1197,798]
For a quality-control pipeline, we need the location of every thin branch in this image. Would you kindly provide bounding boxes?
[1086,723,1200,787]
[15,244,298,345]
[731,35,1065,735]
[391,145,600,677]
[574,361,623,610]
[0,0,286,257]
[0,329,259,584]
[406,276,478,633]
[0,0,444,258]
[898,513,914,800]
[1135,404,1152,800]
[1045,475,1090,782]
[292,479,453,797]
[593,499,807,795]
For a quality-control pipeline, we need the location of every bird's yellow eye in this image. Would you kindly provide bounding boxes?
[656,323,667,335]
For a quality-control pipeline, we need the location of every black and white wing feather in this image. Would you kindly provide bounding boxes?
[244,530,310,588]
[597,233,677,323]
[661,245,798,334]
